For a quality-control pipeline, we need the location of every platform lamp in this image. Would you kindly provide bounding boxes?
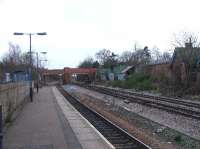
[40,59,48,86]
[36,52,47,92]
[28,51,47,93]
[13,32,47,102]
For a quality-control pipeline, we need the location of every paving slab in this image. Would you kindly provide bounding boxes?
[3,87,82,149]
[4,86,114,149]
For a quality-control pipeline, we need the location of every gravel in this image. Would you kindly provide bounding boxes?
[64,84,200,140]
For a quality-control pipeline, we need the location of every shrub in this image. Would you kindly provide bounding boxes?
[174,135,182,144]
[110,73,155,90]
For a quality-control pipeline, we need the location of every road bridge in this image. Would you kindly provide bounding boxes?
[63,67,96,84]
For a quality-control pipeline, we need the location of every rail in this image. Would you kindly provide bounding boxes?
[57,86,151,149]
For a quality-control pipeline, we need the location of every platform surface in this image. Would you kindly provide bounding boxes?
[4,86,113,149]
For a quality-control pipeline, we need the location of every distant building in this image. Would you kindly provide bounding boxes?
[13,71,29,82]
[97,65,127,81]
[5,73,11,82]
[143,62,172,80]
[121,65,135,75]
[63,68,96,84]
[171,42,200,84]
[42,69,64,84]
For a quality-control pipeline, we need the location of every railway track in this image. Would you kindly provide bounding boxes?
[57,86,151,149]
[76,84,200,120]
[100,86,200,109]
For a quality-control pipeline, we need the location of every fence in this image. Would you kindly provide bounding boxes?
[0,82,29,124]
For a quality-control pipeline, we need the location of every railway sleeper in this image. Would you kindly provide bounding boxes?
[114,143,139,149]
[105,136,125,140]
[58,86,151,149]
[109,139,133,144]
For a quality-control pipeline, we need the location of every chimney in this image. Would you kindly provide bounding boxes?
[185,38,193,48]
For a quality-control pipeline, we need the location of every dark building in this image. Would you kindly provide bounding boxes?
[171,42,200,84]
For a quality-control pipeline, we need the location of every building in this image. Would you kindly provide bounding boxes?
[97,65,127,81]
[143,41,200,85]
[42,69,64,85]
[13,71,29,82]
[63,67,96,84]
[170,42,200,84]
[143,62,172,80]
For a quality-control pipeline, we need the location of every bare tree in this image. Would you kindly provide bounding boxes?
[1,42,23,73]
[119,46,151,66]
[119,51,133,65]
[1,42,36,73]
[151,47,172,63]
[150,46,162,62]
[2,42,22,65]
[172,31,200,47]
[162,52,172,62]
[95,49,112,65]
[170,31,200,87]
[78,57,99,68]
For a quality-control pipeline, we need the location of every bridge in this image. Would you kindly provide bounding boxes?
[42,68,96,84]
[42,69,64,85]
[63,67,96,84]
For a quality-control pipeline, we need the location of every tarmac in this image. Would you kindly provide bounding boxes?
[3,86,113,149]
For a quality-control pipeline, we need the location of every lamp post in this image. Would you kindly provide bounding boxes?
[40,59,48,86]
[28,51,47,93]
[36,52,39,93]
[36,52,47,92]
[13,32,47,102]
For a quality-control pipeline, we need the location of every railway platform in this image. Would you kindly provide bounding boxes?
[3,86,113,149]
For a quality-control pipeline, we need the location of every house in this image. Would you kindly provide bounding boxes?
[121,65,135,75]
[119,65,135,80]
[97,65,127,81]
[170,42,200,84]
[142,41,200,85]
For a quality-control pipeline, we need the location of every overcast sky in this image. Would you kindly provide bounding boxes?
[0,0,200,69]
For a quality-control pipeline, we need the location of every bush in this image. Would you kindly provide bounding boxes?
[174,135,182,144]
[110,73,155,90]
